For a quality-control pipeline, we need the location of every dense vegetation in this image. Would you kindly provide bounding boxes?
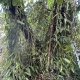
[0,0,80,80]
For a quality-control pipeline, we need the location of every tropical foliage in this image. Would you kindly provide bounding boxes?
[0,0,80,80]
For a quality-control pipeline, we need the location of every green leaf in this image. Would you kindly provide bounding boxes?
[57,75,64,80]
[65,18,72,24]
[17,20,25,25]
[57,0,63,5]
[30,66,34,71]
[25,68,31,76]
[63,58,70,64]
[30,0,33,3]
[65,70,69,77]
[26,78,29,80]
[47,0,53,8]
[12,0,17,6]
[71,65,74,73]
[60,65,62,72]
[16,62,20,69]
[0,13,5,18]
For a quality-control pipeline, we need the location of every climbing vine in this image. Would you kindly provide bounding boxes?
[0,0,79,80]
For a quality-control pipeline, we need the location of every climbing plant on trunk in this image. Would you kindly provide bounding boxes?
[0,0,78,80]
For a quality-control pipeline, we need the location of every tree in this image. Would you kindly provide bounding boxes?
[0,0,78,80]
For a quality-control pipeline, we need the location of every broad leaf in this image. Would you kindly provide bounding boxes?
[47,0,53,8]
[60,65,62,72]
[25,68,31,76]
[63,58,70,64]
[0,13,5,18]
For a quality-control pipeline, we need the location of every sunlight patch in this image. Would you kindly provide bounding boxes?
[78,13,80,21]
